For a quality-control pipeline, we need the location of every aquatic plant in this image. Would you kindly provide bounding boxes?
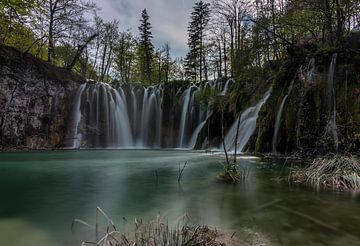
[217,170,241,183]
[178,161,188,183]
[72,207,238,246]
[290,155,360,191]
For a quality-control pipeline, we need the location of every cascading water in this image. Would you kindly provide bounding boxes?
[188,108,212,149]
[64,83,86,149]
[222,90,270,153]
[325,53,339,152]
[79,83,134,148]
[178,86,195,148]
[272,80,295,153]
[306,58,316,82]
[65,79,232,149]
[220,79,234,96]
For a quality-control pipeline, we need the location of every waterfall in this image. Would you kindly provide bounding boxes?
[223,90,270,153]
[272,80,295,153]
[113,88,133,147]
[65,83,86,149]
[66,82,207,149]
[306,58,316,82]
[325,53,339,152]
[220,79,234,96]
[188,108,211,149]
[178,86,197,148]
[66,79,240,150]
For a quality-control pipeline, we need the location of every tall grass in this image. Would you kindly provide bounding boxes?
[290,154,360,191]
[73,208,228,246]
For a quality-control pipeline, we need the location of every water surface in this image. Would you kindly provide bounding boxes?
[0,150,359,245]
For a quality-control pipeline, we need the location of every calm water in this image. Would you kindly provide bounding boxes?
[0,150,359,246]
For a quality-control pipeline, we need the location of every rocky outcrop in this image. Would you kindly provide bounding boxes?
[0,45,85,150]
[252,50,360,155]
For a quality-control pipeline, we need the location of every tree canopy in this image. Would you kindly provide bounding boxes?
[1,0,359,84]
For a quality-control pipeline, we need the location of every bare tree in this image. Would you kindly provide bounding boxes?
[32,0,97,63]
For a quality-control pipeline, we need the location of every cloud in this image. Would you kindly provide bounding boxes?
[96,0,201,58]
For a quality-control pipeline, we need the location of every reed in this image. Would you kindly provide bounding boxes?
[290,154,360,191]
[73,209,230,246]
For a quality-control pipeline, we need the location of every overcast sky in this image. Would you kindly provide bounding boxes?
[96,0,205,58]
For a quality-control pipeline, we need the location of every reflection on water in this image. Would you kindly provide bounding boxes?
[0,150,359,246]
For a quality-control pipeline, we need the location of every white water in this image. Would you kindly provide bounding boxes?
[220,79,234,96]
[223,90,271,153]
[188,109,212,149]
[66,79,235,149]
[326,53,339,152]
[306,58,316,82]
[272,80,295,153]
[178,86,195,147]
[113,89,133,147]
[65,83,86,149]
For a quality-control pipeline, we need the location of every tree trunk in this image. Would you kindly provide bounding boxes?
[218,39,222,78]
[104,45,113,82]
[67,33,98,71]
[222,33,228,78]
[221,108,230,169]
[335,0,344,45]
[48,13,54,62]
[100,41,108,81]
[233,112,242,167]
[230,19,234,78]
[199,29,203,83]
[324,0,334,45]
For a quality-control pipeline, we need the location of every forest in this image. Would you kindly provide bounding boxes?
[2,0,360,84]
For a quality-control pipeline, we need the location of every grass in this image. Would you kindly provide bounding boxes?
[217,161,241,183]
[289,154,360,191]
[73,207,241,246]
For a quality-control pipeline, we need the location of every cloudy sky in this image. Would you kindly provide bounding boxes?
[96,0,205,58]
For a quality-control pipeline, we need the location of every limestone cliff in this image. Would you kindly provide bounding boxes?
[0,45,85,150]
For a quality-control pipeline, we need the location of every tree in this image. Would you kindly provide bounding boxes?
[185,0,210,83]
[136,8,154,84]
[114,30,137,83]
[32,0,97,63]
[0,0,37,51]
[162,43,171,83]
[212,0,251,77]
[99,20,119,82]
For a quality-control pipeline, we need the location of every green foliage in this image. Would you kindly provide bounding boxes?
[136,9,154,84]
[113,30,137,83]
[184,1,210,82]
[0,0,39,54]
[195,87,220,105]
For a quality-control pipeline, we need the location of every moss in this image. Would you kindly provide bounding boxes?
[252,56,304,153]
[313,47,337,62]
